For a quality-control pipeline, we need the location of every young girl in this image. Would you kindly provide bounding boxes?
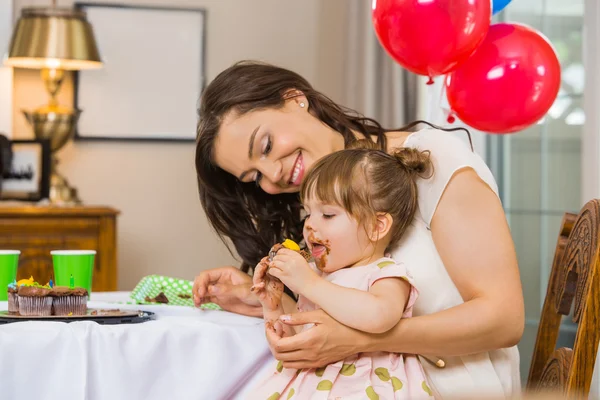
[250,141,435,399]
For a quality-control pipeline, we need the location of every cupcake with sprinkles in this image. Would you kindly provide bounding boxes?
[8,276,35,314]
[17,280,52,316]
[50,284,88,316]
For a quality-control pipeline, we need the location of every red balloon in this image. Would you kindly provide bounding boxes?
[372,0,491,80]
[445,23,561,133]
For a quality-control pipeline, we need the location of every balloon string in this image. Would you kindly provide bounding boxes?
[426,76,434,85]
[440,80,455,124]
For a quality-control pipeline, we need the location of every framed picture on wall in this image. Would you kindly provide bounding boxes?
[73,3,206,142]
[0,139,51,201]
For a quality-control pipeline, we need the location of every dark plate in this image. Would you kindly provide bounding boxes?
[0,309,155,325]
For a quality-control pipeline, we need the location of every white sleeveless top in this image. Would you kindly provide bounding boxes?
[392,128,521,398]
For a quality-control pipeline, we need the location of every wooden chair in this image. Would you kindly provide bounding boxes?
[527,199,600,398]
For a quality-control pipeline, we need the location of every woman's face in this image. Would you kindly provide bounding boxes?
[212,96,345,194]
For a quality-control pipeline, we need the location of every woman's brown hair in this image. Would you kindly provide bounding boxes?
[196,60,470,273]
[300,141,432,249]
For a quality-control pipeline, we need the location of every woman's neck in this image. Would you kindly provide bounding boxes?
[385,131,413,150]
[352,130,413,151]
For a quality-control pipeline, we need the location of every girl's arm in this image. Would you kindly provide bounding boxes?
[302,276,411,334]
[252,257,299,337]
[281,293,299,316]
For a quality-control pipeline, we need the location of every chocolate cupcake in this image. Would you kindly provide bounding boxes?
[50,286,88,316]
[7,281,18,314]
[269,239,312,262]
[18,284,52,316]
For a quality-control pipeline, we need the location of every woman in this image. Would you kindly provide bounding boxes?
[194,61,524,398]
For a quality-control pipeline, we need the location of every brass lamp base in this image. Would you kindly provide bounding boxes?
[22,110,83,205]
[50,160,82,205]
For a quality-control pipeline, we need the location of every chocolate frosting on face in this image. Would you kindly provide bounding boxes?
[50,286,88,297]
[18,286,51,297]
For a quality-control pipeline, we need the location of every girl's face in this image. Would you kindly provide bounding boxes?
[302,196,378,273]
[212,96,345,194]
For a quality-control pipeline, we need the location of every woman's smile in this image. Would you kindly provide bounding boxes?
[288,152,305,186]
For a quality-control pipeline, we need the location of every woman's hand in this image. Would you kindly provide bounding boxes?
[251,256,284,311]
[193,266,262,317]
[265,309,367,369]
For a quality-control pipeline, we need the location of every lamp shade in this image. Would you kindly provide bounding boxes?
[4,7,102,70]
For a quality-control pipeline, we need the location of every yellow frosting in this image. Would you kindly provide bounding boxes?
[17,276,34,286]
[282,239,300,252]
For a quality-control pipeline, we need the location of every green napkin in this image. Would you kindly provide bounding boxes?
[130,275,221,310]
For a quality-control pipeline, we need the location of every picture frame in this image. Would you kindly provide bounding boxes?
[0,139,51,201]
[73,3,206,142]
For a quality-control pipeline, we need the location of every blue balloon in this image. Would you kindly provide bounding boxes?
[492,0,512,15]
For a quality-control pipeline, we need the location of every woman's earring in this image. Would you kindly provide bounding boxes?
[300,102,306,108]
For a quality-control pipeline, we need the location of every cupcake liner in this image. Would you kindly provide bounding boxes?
[7,292,19,314]
[18,296,52,316]
[52,296,88,316]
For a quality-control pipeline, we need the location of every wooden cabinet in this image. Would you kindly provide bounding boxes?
[0,205,119,291]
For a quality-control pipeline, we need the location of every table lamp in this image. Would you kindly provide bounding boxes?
[4,5,102,204]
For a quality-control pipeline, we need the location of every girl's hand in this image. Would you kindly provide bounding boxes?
[251,256,284,311]
[268,249,319,293]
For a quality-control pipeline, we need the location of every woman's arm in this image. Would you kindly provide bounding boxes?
[302,277,410,334]
[370,169,524,355]
[271,169,524,367]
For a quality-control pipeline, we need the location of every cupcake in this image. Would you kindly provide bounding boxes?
[268,239,312,262]
[18,283,52,316]
[7,281,18,314]
[50,286,88,316]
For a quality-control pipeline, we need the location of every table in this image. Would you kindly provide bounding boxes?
[0,292,275,400]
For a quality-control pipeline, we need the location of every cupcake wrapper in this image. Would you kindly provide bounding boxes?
[52,296,88,316]
[7,292,19,314]
[19,297,52,316]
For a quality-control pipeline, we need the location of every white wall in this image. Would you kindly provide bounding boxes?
[11,0,348,290]
[582,0,600,204]
[0,0,12,138]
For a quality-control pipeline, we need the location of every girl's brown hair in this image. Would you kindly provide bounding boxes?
[196,60,469,273]
[300,141,432,248]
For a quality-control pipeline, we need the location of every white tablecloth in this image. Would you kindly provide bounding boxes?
[0,292,275,400]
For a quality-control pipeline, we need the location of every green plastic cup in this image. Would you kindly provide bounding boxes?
[51,250,96,296]
[0,250,20,301]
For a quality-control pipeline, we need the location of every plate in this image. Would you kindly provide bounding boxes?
[0,309,155,325]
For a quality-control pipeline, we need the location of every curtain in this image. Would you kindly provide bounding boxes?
[342,0,419,128]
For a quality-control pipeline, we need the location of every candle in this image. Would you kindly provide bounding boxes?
[69,274,74,289]
[49,279,53,288]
